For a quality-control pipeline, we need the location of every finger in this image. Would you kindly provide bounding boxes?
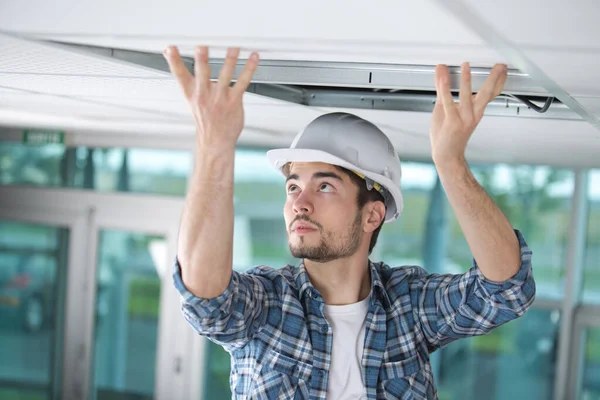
[435,64,457,117]
[194,46,211,94]
[431,96,445,127]
[459,62,473,110]
[217,48,241,92]
[473,63,507,118]
[232,52,260,97]
[164,46,194,99]
[433,96,443,117]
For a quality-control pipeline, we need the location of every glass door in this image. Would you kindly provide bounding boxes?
[92,229,166,400]
[569,307,600,400]
[0,185,189,400]
[580,327,600,399]
[0,205,85,400]
[87,192,186,400]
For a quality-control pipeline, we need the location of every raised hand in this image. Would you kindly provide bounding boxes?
[430,62,507,167]
[163,46,259,150]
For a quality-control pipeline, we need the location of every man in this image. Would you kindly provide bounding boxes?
[164,46,535,399]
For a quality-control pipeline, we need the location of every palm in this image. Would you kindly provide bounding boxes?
[430,63,507,165]
[163,46,259,149]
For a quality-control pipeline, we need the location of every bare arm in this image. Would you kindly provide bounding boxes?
[430,63,520,282]
[436,158,520,282]
[178,146,236,297]
[165,46,259,298]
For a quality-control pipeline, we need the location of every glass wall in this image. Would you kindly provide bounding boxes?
[437,309,560,400]
[202,149,288,399]
[581,327,600,399]
[0,142,191,196]
[458,165,573,299]
[0,141,594,399]
[93,230,164,400]
[581,169,600,398]
[0,142,64,188]
[201,151,574,399]
[0,220,68,400]
[583,169,600,304]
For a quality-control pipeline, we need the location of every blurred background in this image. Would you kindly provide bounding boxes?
[0,144,598,399]
[1,0,600,399]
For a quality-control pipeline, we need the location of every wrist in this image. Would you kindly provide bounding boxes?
[194,142,236,176]
[434,155,469,176]
[433,155,468,169]
[195,137,236,157]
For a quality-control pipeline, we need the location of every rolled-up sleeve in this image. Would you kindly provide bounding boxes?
[410,229,535,352]
[172,259,276,351]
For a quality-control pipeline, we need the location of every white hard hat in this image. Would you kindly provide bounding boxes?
[266,112,403,222]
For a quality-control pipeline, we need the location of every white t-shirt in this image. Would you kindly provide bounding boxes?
[323,295,370,399]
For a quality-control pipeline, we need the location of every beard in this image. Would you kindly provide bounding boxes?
[288,211,363,263]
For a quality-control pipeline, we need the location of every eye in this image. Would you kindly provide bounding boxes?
[319,183,334,192]
[287,184,299,194]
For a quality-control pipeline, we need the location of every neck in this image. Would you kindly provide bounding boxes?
[304,249,372,305]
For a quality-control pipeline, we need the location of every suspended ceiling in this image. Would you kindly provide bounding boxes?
[0,0,599,168]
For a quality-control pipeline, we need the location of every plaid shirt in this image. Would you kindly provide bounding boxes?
[173,230,535,399]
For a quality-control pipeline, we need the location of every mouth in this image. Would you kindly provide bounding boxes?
[291,223,318,234]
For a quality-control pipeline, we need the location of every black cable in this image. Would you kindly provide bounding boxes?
[506,94,554,113]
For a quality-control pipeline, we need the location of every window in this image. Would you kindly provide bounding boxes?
[200,151,575,398]
[83,148,191,196]
[377,162,438,266]
[0,142,64,187]
[0,220,68,400]
[465,164,573,299]
[93,230,164,400]
[202,149,289,399]
[437,308,560,400]
[0,142,192,196]
[583,169,600,304]
[381,163,574,299]
[580,327,600,399]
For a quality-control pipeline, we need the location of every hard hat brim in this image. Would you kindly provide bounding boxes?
[266,147,403,222]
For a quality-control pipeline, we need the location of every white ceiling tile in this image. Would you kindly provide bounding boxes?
[574,97,600,119]
[0,34,168,78]
[1,2,599,168]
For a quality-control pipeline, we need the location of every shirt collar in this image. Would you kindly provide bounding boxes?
[293,259,392,309]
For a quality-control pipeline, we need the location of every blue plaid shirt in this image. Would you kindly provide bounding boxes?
[173,230,535,399]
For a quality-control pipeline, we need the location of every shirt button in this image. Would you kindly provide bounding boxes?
[320,369,327,377]
[321,325,328,334]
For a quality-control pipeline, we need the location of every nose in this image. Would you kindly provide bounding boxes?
[293,190,313,215]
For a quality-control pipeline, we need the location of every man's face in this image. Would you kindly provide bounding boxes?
[283,162,363,262]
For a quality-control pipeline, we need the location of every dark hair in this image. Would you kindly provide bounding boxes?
[337,167,385,255]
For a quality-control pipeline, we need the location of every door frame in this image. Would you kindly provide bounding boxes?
[0,197,87,400]
[0,185,198,400]
[569,305,600,399]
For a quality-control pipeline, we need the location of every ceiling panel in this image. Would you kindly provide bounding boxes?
[458,0,600,98]
[0,0,507,67]
[1,1,599,168]
[0,33,167,78]
[0,73,182,101]
[339,108,600,168]
[520,50,600,98]
[0,89,186,122]
[0,0,479,44]
[573,97,600,119]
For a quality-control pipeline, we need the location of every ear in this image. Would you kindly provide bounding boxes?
[363,201,386,233]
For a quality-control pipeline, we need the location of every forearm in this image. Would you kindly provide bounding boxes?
[436,157,521,282]
[178,144,236,298]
